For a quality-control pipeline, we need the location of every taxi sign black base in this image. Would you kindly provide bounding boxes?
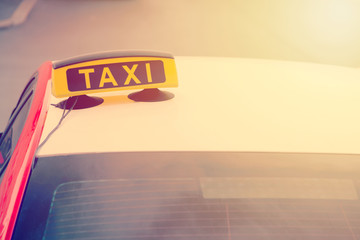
[128,88,174,102]
[54,95,104,110]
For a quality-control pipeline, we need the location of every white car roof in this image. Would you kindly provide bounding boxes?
[36,56,360,157]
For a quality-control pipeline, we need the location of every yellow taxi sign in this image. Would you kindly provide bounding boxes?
[51,51,178,98]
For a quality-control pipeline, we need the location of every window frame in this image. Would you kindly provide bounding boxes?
[0,75,37,176]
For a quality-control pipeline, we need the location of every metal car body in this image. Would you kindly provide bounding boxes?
[1,51,360,240]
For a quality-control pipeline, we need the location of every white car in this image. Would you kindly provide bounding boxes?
[1,51,360,240]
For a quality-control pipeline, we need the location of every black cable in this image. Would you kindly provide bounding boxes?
[34,97,78,163]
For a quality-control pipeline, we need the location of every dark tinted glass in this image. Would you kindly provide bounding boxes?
[0,77,36,175]
[12,152,360,240]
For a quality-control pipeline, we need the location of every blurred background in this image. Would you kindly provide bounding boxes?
[1,0,360,129]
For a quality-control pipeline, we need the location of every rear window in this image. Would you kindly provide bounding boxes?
[13,152,360,240]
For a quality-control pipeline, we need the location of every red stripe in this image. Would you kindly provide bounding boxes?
[0,61,52,240]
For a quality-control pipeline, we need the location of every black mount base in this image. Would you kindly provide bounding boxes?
[54,95,104,110]
[128,88,174,102]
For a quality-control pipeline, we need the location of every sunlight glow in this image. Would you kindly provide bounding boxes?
[306,0,360,45]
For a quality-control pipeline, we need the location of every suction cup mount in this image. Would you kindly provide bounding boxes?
[128,88,174,102]
[53,95,104,110]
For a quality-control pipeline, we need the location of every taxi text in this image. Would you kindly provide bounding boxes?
[66,60,165,91]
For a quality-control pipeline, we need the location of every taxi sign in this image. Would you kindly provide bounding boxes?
[51,51,178,98]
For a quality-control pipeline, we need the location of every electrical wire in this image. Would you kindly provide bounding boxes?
[34,97,78,162]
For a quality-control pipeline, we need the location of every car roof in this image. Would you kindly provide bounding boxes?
[36,56,360,157]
